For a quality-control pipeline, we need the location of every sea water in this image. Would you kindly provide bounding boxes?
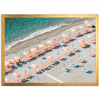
[5,17,79,50]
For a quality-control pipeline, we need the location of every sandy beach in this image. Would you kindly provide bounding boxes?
[5,18,96,83]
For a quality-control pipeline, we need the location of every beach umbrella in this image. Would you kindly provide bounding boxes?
[13,73,20,78]
[5,78,10,82]
[31,48,38,52]
[47,56,53,60]
[71,29,78,33]
[63,47,69,51]
[14,57,21,63]
[79,26,86,29]
[38,44,45,48]
[47,40,53,44]
[84,21,90,24]
[23,51,31,56]
[5,61,10,66]
[9,59,16,63]
[78,39,85,43]
[62,34,67,38]
[32,64,38,68]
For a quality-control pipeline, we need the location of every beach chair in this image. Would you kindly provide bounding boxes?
[72,48,79,52]
[41,66,48,70]
[21,78,26,83]
[70,63,78,68]
[14,79,20,83]
[90,39,96,44]
[57,56,64,60]
[33,69,41,74]
[89,53,95,57]
[5,67,12,73]
[48,61,56,65]
[64,52,72,56]
[63,68,70,72]
[78,59,85,63]
[82,68,90,73]
[23,74,32,79]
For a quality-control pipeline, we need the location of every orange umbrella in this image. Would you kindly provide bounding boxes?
[71,29,78,32]
[32,64,38,68]
[47,40,53,44]
[9,59,16,63]
[23,51,31,56]
[79,26,86,29]
[78,39,85,43]
[5,61,10,66]
[38,44,45,48]
[14,57,21,63]
[63,47,69,51]
[13,73,20,78]
[31,48,38,52]
[84,20,90,24]
[5,78,10,82]
[62,34,67,38]
[47,56,53,60]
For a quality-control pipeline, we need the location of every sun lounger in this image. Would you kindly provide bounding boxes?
[90,39,96,43]
[64,52,72,56]
[21,78,26,82]
[41,66,48,70]
[72,48,79,52]
[63,68,70,72]
[70,63,78,68]
[82,68,90,73]
[57,56,64,60]
[5,67,12,73]
[23,74,32,79]
[79,43,89,48]
[14,79,20,83]
[78,59,85,63]
[33,69,41,74]
[48,61,56,65]
[89,53,95,57]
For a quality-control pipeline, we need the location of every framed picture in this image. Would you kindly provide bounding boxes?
[1,14,99,86]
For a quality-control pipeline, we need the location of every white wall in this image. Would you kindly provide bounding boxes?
[0,0,100,100]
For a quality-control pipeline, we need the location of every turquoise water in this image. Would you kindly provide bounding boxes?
[5,18,79,50]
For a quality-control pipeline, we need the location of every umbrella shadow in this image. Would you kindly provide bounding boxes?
[21,61,27,64]
[70,38,77,42]
[62,58,67,61]
[69,52,75,57]
[66,69,72,73]
[55,61,60,65]
[83,45,91,48]
[82,60,88,63]
[87,70,93,74]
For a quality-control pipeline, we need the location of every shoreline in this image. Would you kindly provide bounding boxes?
[5,18,93,56]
